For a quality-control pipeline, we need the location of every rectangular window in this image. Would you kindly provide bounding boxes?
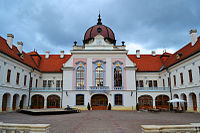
[188,69,193,82]
[43,80,47,87]
[36,79,38,88]
[139,80,143,87]
[48,80,53,87]
[7,69,11,83]
[168,77,170,87]
[180,73,184,85]
[115,94,122,105]
[149,80,153,87]
[24,75,27,86]
[30,77,33,88]
[153,80,157,87]
[56,80,60,88]
[136,80,143,87]
[163,79,165,87]
[173,75,176,86]
[16,72,20,85]
[76,94,84,105]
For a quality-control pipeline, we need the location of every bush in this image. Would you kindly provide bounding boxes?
[170,103,173,111]
[87,102,91,110]
[136,103,139,111]
[108,103,111,110]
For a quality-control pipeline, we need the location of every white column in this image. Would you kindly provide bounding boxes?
[197,94,200,112]
[106,57,112,89]
[0,94,2,112]
[2,63,7,85]
[153,97,156,108]
[44,97,47,109]
[87,58,92,88]
[16,95,21,109]
[186,94,191,111]
[24,96,28,109]
[7,95,13,112]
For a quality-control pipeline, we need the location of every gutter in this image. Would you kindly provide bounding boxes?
[27,68,34,108]
[61,70,63,108]
[166,68,172,100]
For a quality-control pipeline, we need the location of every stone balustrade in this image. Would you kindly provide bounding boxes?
[31,87,62,92]
[0,122,50,133]
[141,123,200,133]
[137,87,170,91]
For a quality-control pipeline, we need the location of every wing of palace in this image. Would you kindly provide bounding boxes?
[0,15,200,112]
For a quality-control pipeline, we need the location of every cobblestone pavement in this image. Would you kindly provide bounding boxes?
[0,110,200,133]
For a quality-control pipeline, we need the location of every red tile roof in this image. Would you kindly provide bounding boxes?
[27,51,41,68]
[163,37,200,69]
[0,36,71,72]
[0,36,38,69]
[127,54,163,72]
[39,55,71,72]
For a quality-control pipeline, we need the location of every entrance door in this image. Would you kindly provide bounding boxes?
[91,94,108,110]
[138,95,153,110]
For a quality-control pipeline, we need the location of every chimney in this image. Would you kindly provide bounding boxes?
[190,29,197,46]
[7,34,14,49]
[60,50,64,58]
[136,50,140,58]
[152,51,156,57]
[45,51,50,59]
[17,41,23,53]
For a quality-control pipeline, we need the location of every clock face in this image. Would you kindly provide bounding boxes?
[97,27,102,33]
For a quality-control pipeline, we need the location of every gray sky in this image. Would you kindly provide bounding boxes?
[0,0,199,54]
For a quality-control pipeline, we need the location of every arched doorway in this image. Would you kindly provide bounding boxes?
[20,95,27,109]
[2,93,11,111]
[31,95,44,109]
[155,95,169,109]
[180,93,187,111]
[47,95,60,108]
[91,94,108,110]
[12,94,19,110]
[189,93,197,111]
[173,94,179,109]
[138,95,153,110]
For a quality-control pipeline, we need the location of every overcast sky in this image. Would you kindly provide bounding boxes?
[0,0,199,54]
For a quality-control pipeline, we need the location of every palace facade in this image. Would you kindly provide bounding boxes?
[0,15,200,112]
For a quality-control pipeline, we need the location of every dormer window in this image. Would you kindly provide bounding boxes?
[176,53,183,59]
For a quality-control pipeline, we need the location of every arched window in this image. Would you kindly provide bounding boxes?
[76,66,84,89]
[95,67,104,87]
[115,94,122,105]
[76,94,84,105]
[114,67,122,87]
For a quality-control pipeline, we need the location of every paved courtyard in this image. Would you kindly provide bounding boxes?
[0,110,200,133]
